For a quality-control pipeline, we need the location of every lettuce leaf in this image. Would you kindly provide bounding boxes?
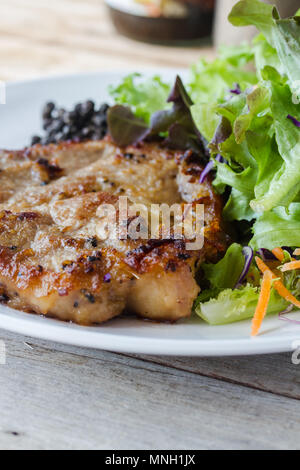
[197,63,300,224]
[204,0,300,228]
[196,286,287,325]
[229,0,275,39]
[194,244,245,308]
[251,204,300,249]
[107,105,150,148]
[108,76,206,153]
[194,242,287,325]
[229,0,300,86]
[202,243,245,291]
[250,78,300,213]
[189,44,257,105]
[108,73,170,124]
[223,188,256,222]
[252,33,282,79]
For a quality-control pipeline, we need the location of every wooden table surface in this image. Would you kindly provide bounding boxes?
[0,0,215,82]
[0,0,300,451]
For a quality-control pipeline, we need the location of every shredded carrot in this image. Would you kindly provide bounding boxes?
[251,270,273,336]
[272,247,285,262]
[256,257,300,309]
[255,257,275,276]
[293,249,300,256]
[280,260,300,272]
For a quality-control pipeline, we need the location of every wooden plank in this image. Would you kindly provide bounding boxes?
[0,331,299,450]
[126,353,300,401]
[0,0,215,81]
[8,332,300,401]
[3,328,298,401]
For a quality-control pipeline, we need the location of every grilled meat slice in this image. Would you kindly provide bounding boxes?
[0,140,226,324]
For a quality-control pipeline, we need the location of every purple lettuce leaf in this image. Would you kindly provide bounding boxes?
[210,116,232,154]
[107,105,150,148]
[164,123,201,152]
[287,114,300,128]
[150,75,206,154]
[234,246,254,288]
[199,154,226,184]
[230,83,242,95]
[279,305,300,325]
[108,75,208,158]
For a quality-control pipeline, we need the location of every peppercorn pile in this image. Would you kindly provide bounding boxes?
[31,100,109,146]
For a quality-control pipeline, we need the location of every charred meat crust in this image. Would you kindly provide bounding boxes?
[0,139,227,324]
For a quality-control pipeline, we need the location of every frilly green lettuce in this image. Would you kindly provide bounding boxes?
[108,73,171,124]
[195,286,287,325]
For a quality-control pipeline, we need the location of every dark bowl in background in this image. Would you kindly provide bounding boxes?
[106,3,215,44]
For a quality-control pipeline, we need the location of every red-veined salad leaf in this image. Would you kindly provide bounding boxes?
[107,105,150,147]
[108,76,207,154]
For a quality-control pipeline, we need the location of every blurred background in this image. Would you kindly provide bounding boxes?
[0,0,298,82]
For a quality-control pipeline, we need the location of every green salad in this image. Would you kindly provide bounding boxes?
[107,0,300,335]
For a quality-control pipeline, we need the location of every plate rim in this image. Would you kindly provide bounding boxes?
[0,305,298,356]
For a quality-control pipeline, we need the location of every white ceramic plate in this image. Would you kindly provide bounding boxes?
[0,70,300,356]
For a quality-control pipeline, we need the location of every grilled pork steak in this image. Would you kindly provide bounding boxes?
[0,140,226,325]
